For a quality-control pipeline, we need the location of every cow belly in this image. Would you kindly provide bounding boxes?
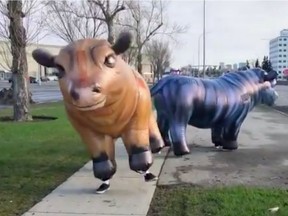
[188,109,216,128]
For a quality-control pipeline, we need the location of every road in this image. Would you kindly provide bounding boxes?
[0,81,63,107]
[0,80,287,107]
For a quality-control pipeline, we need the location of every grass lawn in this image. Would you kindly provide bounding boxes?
[148,185,288,216]
[0,102,88,216]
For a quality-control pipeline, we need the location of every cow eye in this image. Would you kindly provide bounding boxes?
[104,54,116,68]
[55,64,65,79]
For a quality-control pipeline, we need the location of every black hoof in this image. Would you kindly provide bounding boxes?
[129,146,153,173]
[144,172,158,182]
[222,140,238,150]
[164,138,172,147]
[173,142,190,156]
[92,154,116,181]
[150,136,164,154]
[213,141,223,147]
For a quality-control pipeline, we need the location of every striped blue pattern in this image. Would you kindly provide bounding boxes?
[150,68,278,155]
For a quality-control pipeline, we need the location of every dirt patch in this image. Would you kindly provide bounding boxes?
[273,105,288,115]
[0,115,58,122]
[158,107,288,188]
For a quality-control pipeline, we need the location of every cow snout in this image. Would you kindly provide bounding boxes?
[92,83,102,93]
[70,89,80,101]
[70,83,102,101]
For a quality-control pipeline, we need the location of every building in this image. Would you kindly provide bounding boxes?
[233,63,238,70]
[219,62,225,70]
[0,40,64,79]
[225,64,232,70]
[0,40,154,82]
[238,62,246,69]
[269,29,288,80]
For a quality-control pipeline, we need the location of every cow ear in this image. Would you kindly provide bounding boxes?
[264,70,278,81]
[111,31,132,55]
[32,49,55,68]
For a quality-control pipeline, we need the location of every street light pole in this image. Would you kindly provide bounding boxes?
[36,36,41,86]
[203,0,206,77]
[197,34,202,76]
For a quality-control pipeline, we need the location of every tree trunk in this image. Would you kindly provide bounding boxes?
[107,19,114,44]
[137,48,142,74]
[8,0,32,121]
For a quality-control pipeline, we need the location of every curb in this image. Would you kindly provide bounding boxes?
[260,104,288,118]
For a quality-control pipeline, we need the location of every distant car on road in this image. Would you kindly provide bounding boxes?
[8,76,38,84]
[47,75,58,81]
[40,76,50,82]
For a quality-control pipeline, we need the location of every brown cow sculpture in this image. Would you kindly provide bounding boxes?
[32,32,165,194]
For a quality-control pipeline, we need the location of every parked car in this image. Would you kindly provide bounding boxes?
[8,76,37,84]
[40,76,50,82]
[29,76,37,83]
[47,75,58,81]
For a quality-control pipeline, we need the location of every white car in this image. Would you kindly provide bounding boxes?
[47,75,58,81]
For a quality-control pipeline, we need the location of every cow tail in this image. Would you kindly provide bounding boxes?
[150,78,171,97]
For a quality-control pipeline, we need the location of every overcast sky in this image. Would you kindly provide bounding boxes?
[41,0,288,68]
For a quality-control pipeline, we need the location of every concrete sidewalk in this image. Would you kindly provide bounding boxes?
[159,106,288,188]
[23,140,168,216]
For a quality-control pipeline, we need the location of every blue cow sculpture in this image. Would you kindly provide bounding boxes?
[150,68,278,156]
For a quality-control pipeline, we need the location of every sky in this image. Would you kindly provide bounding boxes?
[40,0,288,69]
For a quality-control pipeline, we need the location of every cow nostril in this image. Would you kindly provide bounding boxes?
[70,89,80,101]
[92,83,101,93]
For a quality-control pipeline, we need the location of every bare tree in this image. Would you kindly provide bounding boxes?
[5,0,31,121]
[43,0,105,43]
[88,0,126,43]
[120,0,187,74]
[45,0,126,44]
[145,39,171,83]
[0,0,46,70]
[0,0,45,121]
[0,0,46,44]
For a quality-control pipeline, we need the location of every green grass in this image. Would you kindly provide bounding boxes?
[0,102,88,216]
[148,185,288,216]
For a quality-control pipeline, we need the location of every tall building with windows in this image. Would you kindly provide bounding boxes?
[269,29,288,80]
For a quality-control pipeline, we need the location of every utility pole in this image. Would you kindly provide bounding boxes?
[203,0,206,78]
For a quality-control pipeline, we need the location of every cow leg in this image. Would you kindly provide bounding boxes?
[121,84,154,175]
[157,113,171,147]
[149,113,165,153]
[168,84,193,156]
[222,107,249,150]
[211,126,223,147]
[81,134,116,182]
[169,105,191,156]
[222,124,241,150]
[153,94,171,147]
[66,116,116,193]
[122,128,153,173]
[169,122,188,156]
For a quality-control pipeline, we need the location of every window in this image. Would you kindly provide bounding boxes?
[279,49,282,52]
[279,55,282,57]
[285,44,287,46]
[279,65,282,68]
[279,60,282,63]
[285,38,287,41]
[279,44,282,46]
[284,55,287,57]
